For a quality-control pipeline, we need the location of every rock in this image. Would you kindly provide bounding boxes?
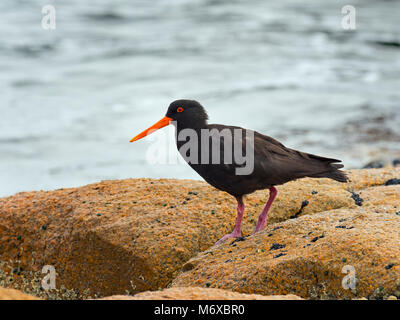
[172,204,400,299]
[362,159,400,169]
[385,178,400,186]
[353,184,400,207]
[0,167,398,298]
[1,178,238,298]
[0,287,39,300]
[100,287,302,300]
[362,161,384,169]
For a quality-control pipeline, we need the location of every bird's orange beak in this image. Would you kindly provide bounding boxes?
[130,116,173,142]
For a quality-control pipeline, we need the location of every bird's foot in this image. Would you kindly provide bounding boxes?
[251,226,264,235]
[216,232,241,245]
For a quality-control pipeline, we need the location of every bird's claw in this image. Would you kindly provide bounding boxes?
[215,232,241,245]
[251,227,263,235]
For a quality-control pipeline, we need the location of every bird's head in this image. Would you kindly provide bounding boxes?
[166,99,208,126]
[130,99,208,142]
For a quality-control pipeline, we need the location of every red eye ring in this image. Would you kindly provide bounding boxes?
[177,107,184,112]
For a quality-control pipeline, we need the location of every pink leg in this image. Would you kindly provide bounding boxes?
[252,187,277,234]
[216,196,245,244]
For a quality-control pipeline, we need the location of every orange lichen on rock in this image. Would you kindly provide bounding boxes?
[172,204,400,299]
[100,287,302,300]
[0,286,40,300]
[0,167,399,298]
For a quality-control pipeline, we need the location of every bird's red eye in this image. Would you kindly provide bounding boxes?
[177,107,184,112]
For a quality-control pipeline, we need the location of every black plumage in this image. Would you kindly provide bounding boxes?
[166,100,347,196]
[131,99,348,244]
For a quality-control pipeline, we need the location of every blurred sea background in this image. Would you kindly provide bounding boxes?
[1,0,399,197]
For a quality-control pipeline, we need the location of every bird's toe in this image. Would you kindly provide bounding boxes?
[215,232,241,245]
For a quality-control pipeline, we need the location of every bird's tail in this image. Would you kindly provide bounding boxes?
[306,155,348,183]
[308,166,348,182]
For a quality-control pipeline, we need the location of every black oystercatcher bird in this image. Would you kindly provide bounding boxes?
[130,99,348,244]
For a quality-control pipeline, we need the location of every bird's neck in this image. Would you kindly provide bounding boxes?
[174,120,207,149]
[175,119,207,133]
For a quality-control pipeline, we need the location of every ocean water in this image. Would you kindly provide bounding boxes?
[1,0,399,197]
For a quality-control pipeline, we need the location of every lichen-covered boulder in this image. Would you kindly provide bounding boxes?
[0,167,398,298]
[0,286,39,300]
[100,286,302,300]
[172,204,400,299]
